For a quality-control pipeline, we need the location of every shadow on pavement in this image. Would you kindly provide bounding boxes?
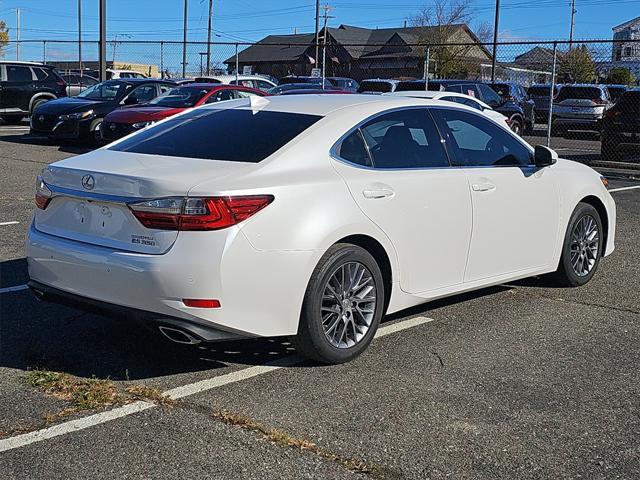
[0,133,94,155]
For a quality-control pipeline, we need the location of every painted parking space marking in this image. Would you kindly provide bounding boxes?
[0,316,435,452]
[0,284,29,294]
[0,221,20,226]
[609,185,640,193]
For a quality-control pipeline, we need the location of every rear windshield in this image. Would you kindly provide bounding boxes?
[358,81,393,93]
[109,108,322,162]
[528,86,551,96]
[556,86,603,101]
[620,91,640,111]
[396,81,445,92]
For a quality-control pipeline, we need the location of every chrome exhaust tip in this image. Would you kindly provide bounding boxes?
[158,326,202,345]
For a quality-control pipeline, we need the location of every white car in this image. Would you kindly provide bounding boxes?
[194,74,277,92]
[27,95,616,364]
[107,69,147,80]
[388,90,510,129]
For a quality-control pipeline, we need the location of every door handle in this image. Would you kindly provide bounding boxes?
[362,188,395,199]
[471,183,496,192]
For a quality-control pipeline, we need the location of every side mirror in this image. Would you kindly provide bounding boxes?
[534,145,558,168]
[123,95,138,105]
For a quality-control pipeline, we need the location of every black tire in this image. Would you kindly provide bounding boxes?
[291,243,385,364]
[509,116,523,136]
[1,115,24,125]
[552,203,603,287]
[30,98,50,114]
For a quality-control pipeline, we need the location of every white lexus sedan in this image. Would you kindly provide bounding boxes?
[27,95,616,364]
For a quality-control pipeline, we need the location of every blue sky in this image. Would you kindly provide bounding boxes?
[0,0,638,72]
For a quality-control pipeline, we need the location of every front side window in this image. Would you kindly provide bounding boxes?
[255,80,273,91]
[149,86,209,108]
[206,89,236,103]
[6,65,33,82]
[479,84,503,106]
[109,108,322,163]
[432,108,532,167]
[353,108,449,169]
[127,84,158,104]
[236,90,260,98]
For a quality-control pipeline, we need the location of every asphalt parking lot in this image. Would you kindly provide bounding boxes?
[1,121,639,479]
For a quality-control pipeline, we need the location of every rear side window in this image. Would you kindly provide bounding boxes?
[33,68,50,81]
[6,65,33,82]
[337,130,371,167]
[109,108,322,162]
[358,108,450,169]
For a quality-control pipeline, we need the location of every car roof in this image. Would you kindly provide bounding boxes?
[107,78,174,85]
[389,90,492,107]
[197,93,473,117]
[0,60,47,66]
[361,78,399,84]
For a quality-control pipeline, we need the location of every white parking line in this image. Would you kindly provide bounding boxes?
[0,316,435,452]
[0,221,20,226]
[0,284,29,294]
[609,185,640,193]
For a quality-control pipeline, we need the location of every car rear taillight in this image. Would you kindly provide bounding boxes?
[34,176,52,210]
[128,195,274,231]
[605,109,621,119]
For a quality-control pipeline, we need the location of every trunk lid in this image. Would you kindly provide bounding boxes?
[36,149,254,254]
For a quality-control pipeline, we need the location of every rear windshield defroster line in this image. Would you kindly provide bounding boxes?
[109,108,322,163]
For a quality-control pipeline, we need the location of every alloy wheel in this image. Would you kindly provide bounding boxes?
[320,261,377,349]
[570,215,599,277]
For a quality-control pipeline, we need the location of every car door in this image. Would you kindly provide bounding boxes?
[330,107,472,294]
[431,107,560,283]
[3,64,34,111]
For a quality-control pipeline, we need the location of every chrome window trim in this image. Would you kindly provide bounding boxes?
[46,182,153,205]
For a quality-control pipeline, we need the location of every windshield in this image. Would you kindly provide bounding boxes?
[77,81,127,100]
[149,87,210,108]
[109,108,322,162]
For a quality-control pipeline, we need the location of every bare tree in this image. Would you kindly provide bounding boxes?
[410,0,488,79]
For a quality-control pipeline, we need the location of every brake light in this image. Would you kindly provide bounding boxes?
[34,176,52,210]
[128,195,274,231]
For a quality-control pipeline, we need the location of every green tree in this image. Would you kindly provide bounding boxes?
[606,67,636,86]
[0,20,9,58]
[559,45,596,83]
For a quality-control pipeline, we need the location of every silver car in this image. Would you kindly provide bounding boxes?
[552,84,612,136]
[61,74,99,97]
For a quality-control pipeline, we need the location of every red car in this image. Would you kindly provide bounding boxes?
[100,84,266,143]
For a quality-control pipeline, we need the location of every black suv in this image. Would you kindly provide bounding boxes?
[601,88,640,162]
[0,61,67,124]
[395,79,531,135]
[489,82,536,133]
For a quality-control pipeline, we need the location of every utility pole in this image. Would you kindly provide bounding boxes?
[99,0,106,81]
[569,0,576,50]
[182,0,188,77]
[16,8,20,61]
[206,0,213,75]
[78,0,83,82]
[490,0,500,83]
[320,3,334,89]
[314,0,320,66]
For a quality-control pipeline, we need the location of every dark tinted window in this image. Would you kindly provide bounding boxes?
[619,91,640,112]
[34,68,50,81]
[528,86,551,96]
[6,65,32,82]
[479,84,503,105]
[109,108,322,162]
[490,83,510,97]
[442,96,483,111]
[432,108,532,167]
[359,108,449,169]
[358,81,394,93]
[556,86,604,101]
[444,84,464,94]
[337,130,371,167]
[128,84,157,103]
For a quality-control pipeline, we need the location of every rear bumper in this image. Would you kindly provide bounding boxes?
[28,279,244,342]
[26,221,318,338]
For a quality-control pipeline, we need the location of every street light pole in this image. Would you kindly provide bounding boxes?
[182,0,188,78]
[569,0,576,49]
[314,0,320,66]
[78,0,83,84]
[206,0,213,75]
[490,0,500,83]
[99,0,106,81]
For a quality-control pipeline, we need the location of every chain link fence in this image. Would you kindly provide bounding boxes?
[2,38,639,169]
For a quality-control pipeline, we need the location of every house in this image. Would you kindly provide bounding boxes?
[223,24,492,80]
[612,16,640,62]
[513,46,560,70]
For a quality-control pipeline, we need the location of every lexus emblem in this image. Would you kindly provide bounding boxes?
[81,174,95,190]
[38,115,45,122]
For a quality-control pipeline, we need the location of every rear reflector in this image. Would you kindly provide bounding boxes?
[183,299,221,308]
[129,195,274,231]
